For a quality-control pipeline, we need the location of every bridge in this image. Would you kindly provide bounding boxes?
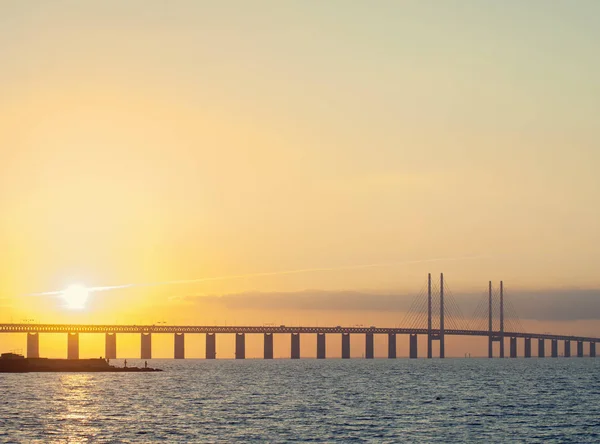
[2,274,598,359]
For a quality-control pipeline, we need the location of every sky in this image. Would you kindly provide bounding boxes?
[1,1,599,357]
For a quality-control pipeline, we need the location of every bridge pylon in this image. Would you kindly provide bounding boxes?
[488,281,506,358]
[488,281,505,358]
[427,273,445,358]
[470,279,524,357]
[401,272,462,358]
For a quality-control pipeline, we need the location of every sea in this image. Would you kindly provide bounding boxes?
[1,358,599,443]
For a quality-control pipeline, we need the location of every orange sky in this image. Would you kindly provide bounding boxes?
[2,2,600,357]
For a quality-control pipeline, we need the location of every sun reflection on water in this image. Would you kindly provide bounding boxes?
[47,374,102,443]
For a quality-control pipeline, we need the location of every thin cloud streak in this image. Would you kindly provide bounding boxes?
[25,254,488,296]
[167,289,600,322]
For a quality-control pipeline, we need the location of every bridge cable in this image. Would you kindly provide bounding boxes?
[400,281,428,329]
[441,279,469,331]
[468,291,490,332]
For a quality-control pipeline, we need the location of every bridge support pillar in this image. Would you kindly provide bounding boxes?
[551,339,558,358]
[174,333,185,359]
[427,335,432,359]
[510,337,517,358]
[409,334,418,359]
[105,333,117,359]
[342,333,350,359]
[235,333,245,359]
[291,333,300,359]
[27,332,39,358]
[206,333,216,359]
[577,341,584,358]
[388,333,396,359]
[564,340,571,358]
[365,333,374,359]
[317,333,326,359]
[525,338,531,358]
[264,333,273,359]
[538,338,545,358]
[591,342,596,358]
[67,333,79,360]
[141,333,152,359]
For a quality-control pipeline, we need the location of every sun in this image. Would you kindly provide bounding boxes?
[61,284,90,310]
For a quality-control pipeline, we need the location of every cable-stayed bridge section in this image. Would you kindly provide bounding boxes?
[2,274,597,359]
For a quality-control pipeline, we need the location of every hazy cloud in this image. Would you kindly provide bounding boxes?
[172,289,600,322]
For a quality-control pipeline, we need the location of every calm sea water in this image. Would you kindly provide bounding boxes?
[1,359,600,443]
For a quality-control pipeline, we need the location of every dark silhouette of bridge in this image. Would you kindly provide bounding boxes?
[2,274,597,359]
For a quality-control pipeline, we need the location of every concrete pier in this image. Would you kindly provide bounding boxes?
[510,337,517,358]
[591,342,596,358]
[105,333,117,359]
[174,333,185,359]
[365,333,374,359]
[427,335,433,359]
[291,333,300,359]
[409,334,418,359]
[525,338,531,358]
[68,332,79,359]
[317,333,326,359]
[342,333,350,359]
[388,333,396,359]
[551,339,558,358]
[235,333,245,359]
[141,333,152,359]
[206,333,216,359]
[264,333,273,359]
[538,338,545,357]
[564,340,570,358]
[577,341,584,358]
[27,332,39,358]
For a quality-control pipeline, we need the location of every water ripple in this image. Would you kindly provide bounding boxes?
[1,359,599,442]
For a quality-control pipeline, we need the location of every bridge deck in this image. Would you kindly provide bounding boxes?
[0,324,597,343]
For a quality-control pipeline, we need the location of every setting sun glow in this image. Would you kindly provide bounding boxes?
[61,284,90,310]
